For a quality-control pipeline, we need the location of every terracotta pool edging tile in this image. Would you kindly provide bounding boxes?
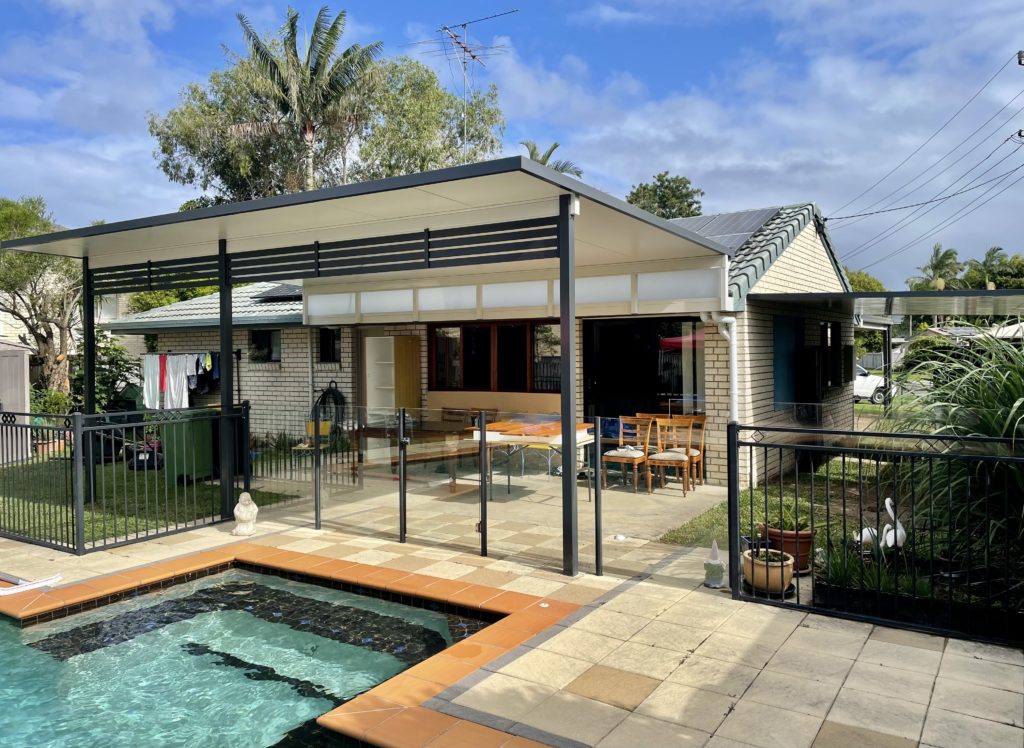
[0,541,578,748]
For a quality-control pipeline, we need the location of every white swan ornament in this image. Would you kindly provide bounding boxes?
[855,497,906,549]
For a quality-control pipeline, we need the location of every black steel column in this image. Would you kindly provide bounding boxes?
[558,194,578,577]
[882,325,893,416]
[727,421,741,595]
[82,257,96,415]
[218,239,235,517]
[594,416,603,576]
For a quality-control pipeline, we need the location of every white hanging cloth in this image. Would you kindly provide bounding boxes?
[164,354,191,409]
[142,354,161,409]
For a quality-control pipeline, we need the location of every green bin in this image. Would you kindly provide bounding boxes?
[156,408,214,483]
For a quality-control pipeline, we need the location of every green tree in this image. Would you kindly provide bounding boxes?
[625,172,703,219]
[236,5,382,191]
[70,330,141,410]
[906,242,962,291]
[962,246,1006,289]
[355,57,504,181]
[149,61,307,202]
[519,140,582,177]
[845,267,886,292]
[0,196,82,393]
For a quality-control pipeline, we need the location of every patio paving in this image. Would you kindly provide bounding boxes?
[0,473,1021,748]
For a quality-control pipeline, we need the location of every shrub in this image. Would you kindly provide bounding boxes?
[30,388,72,415]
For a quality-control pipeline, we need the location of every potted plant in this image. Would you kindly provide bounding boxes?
[743,548,795,594]
[761,501,816,574]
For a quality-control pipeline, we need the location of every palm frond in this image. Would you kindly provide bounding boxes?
[519,140,540,160]
[236,13,288,99]
[312,8,347,84]
[547,158,583,177]
[306,5,335,73]
[540,142,560,164]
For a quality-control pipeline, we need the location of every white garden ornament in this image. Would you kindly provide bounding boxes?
[855,497,906,549]
[231,492,259,536]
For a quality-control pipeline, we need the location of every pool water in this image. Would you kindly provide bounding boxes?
[0,570,485,747]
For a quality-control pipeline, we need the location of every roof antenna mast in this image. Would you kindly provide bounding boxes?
[439,9,518,164]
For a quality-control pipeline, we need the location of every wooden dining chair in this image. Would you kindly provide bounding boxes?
[688,415,707,486]
[601,416,653,493]
[646,417,693,495]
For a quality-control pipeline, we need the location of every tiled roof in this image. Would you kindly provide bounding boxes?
[673,203,850,302]
[102,282,302,333]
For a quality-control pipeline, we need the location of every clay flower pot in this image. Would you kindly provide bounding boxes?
[742,549,794,594]
[764,525,816,574]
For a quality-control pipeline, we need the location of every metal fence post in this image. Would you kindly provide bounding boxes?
[594,416,603,576]
[241,401,251,493]
[398,408,408,543]
[478,410,488,557]
[72,412,87,555]
[727,421,741,596]
[313,408,322,530]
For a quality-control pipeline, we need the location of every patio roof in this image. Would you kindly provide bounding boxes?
[0,157,728,271]
[749,288,1024,317]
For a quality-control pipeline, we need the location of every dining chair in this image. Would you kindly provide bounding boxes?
[601,416,653,493]
[646,417,693,495]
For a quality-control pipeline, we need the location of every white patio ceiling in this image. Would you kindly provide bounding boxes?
[0,158,728,273]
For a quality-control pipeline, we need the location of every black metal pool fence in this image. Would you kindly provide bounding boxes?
[0,407,248,554]
[727,423,1024,646]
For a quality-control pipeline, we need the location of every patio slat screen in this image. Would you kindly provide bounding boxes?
[86,216,560,295]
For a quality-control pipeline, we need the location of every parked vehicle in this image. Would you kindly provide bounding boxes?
[853,365,894,404]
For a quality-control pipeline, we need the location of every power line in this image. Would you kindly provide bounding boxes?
[829,52,1019,215]
[841,140,1023,262]
[826,166,1024,220]
[829,86,1024,229]
[858,161,1024,271]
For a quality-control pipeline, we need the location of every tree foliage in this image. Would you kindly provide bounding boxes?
[845,267,885,292]
[625,172,703,219]
[70,330,141,410]
[354,57,503,181]
[906,243,963,290]
[520,140,582,177]
[0,196,82,393]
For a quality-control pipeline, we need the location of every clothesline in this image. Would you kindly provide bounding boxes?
[141,351,222,410]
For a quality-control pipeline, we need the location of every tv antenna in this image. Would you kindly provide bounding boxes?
[438,9,518,163]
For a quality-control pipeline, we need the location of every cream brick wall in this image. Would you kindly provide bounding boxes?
[749,221,846,294]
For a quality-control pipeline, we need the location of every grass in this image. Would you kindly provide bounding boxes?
[660,457,889,549]
[0,454,297,548]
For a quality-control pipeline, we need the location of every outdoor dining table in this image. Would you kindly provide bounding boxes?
[465,420,595,498]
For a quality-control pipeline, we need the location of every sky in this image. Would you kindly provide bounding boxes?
[1,0,1023,289]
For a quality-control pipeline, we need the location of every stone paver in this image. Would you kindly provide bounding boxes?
[827,687,928,741]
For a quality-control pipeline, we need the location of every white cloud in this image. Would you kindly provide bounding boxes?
[569,4,653,27]
[488,1,1024,287]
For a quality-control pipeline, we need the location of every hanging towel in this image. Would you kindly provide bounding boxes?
[159,354,168,392]
[205,352,212,370]
[165,354,191,409]
[142,355,161,409]
[211,352,220,380]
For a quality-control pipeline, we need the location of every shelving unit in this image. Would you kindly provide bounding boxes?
[364,336,421,422]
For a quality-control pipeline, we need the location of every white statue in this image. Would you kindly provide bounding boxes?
[231,492,259,536]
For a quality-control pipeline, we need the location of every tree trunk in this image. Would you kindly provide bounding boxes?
[304,127,316,192]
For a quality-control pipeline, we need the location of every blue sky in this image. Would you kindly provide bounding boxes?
[2,1,1023,288]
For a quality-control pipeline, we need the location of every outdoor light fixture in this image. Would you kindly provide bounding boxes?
[1018,49,1024,65]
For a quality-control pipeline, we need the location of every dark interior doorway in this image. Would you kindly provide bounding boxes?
[583,317,705,428]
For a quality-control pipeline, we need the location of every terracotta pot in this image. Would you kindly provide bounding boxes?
[742,549,794,594]
[764,525,816,573]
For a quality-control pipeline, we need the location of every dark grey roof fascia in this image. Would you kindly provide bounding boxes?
[0,157,729,257]
[102,314,303,333]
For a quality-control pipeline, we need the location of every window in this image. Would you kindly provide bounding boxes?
[429,321,560,393]
[773,316,802,406]
[248,330,281,362]
[319,327,342,364]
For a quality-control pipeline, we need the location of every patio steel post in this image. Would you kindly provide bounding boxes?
[398,407,407,543]
[594,415,603,576]
[313,407,322,530]
[727,421,741,595]
[478,410,488,557]
[82,257,96,415]
[72,411,86,555]
[882,325,893,416]
[217,238,235,518]
[558,193,579,576]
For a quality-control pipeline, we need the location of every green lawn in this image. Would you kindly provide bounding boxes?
[0,455,297,548]
[660,457,888,548]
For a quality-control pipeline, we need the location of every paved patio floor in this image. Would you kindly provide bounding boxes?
[0,476,1021,748]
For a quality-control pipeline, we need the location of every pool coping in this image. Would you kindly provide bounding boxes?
[0,542,577,748]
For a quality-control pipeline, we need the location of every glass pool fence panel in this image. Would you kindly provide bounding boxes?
[247,402,321,522]
[399,407,485,556]
[0,411,76,552]
[728,423,1024,647]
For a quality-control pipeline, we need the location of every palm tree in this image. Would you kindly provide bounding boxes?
[906,243,963,291]
[520,140,583,177]
[967,246,1005,289]
[237,6,382,191]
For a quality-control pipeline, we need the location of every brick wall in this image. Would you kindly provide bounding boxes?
[751,221,846,294]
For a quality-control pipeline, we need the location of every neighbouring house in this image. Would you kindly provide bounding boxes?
[103,200,854,486]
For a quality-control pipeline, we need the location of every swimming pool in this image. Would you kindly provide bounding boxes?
[1,569,487,747]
